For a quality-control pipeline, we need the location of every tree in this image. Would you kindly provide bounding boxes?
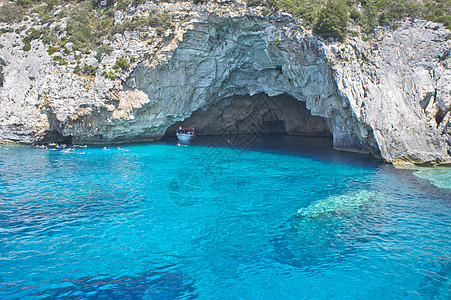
[313,1,349,42]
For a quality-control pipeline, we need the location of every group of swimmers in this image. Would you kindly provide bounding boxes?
[34,143,128,153]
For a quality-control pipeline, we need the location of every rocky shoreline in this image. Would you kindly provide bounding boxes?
[0,1,450,165]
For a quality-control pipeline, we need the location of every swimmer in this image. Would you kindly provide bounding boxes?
[78,151,86,154]
[103,147,109,150]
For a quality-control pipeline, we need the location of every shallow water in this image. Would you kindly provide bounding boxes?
[0,135,450,299]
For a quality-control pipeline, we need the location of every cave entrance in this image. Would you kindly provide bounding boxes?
[165,93,332,137]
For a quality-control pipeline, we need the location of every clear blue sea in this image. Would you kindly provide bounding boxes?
[0,135,450,299]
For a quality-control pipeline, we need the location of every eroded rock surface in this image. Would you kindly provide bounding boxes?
[0,2,450,164]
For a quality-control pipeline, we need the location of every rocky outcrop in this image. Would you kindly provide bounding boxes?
[0,1,450,164]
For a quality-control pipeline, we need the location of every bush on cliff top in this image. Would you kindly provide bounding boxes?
[0,3,24,24]
[249,0,451,34]
[313,1,349,41]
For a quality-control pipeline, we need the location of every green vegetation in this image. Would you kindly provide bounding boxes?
[0,0,448,75]
[0,3,24,24]
[0,0,176,77]
[313,1,349,41]
[22,42,31,51]
[249,0,451,37]
[104,70,117,80]
[96,45,113,61]
[113,57,131,71]
[47,46,60,55]
[58,59,68,66]
[74,63,97,76]
[349,8,360,21]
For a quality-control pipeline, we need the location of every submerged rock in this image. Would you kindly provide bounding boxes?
[0,2,450,164]
[296,190,384,217]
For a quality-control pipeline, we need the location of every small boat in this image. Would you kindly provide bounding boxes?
[176,127,195,143]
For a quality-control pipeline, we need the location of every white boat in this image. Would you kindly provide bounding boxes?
[176,127,195,143]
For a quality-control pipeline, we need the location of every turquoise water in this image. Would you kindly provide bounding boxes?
[0,135,450,299]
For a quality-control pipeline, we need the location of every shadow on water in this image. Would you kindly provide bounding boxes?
[160,134,381,169]
[418,254,451,299]
[32,267,197,300]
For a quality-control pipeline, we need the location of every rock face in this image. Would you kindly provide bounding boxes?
[0,2,450,164]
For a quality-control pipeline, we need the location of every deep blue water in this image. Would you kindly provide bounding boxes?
[0,135,450,299]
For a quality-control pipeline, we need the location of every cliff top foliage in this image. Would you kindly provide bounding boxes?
[252,0,451,40]
[0,0,449,74]
[0,0,449,44]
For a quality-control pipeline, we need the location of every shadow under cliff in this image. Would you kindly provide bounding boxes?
[165,93,332,137]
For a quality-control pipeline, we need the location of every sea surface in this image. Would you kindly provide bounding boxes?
[0,135,450,299]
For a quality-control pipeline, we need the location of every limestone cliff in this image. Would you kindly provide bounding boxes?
[0,1,450,165]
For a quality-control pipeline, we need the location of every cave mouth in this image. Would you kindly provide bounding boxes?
[39,130,73,145]
[165,93,332,137]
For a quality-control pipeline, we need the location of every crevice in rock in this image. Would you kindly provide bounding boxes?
[0,57,6,87]
[435,113,445,128]
[164,93,332,137]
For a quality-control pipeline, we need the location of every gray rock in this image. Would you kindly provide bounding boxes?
[0,3,450,165]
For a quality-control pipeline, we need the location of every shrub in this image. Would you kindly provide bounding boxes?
[313,1,349,42]
[27,28,42,40]
[82,64,97,76]
[0,3,24,24]
[247,0,263,7]
[96,45,113,61]
[22,42,31,51]
[116,0,131,11]
[22,36,31,44]
[105,70,116,80]
[350,8,360,21]
[41,14,51,24]
[113,57,130,71]
[58,59,69,66]
[74,64,82,74]
[47,46,60,55]
[74,64,97,76]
